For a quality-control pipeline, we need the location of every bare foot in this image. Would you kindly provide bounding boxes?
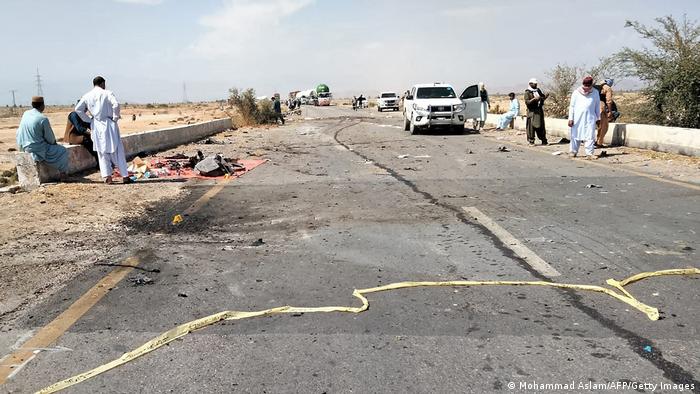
[104,176,113,184]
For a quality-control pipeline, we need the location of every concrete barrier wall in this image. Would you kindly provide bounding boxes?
[16,118,233,189]
[486,113,700,157]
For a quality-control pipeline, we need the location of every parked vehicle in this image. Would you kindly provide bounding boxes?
[376,92,400,112]
[402,83,481,134]
[297,89,317,105]
[316,84,332,106]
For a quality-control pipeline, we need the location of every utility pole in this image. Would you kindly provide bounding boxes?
[9,90,18,115]
[9,90,17,107]
[35,67,44,97]
[182,82,189,104]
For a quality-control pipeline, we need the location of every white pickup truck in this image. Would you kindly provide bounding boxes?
[403,83,481,134]
[376,92,400,112]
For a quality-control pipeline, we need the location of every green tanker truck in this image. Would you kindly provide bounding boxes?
[316,84,332,106]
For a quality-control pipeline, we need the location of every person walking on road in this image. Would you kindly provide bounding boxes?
[75,76,131,184]
[496,92,519,130]
[595,78,614,147]
[524,78,549,145]
[478,82,490,129]
[272,96,285,125]
[568,76,601,159]
[16,96,69,175]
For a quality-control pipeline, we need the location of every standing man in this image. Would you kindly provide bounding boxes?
[272,96,285,125]
[524,78,549,145]
[75,76,131,184]
[496,92,519,130]
[568,76,601,159]
[16,96,69,175]
[478,82,489,129]
[595,78,614,147]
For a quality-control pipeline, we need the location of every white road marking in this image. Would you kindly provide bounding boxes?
[462,207,561,277]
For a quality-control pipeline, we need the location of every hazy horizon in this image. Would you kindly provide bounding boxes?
[2,0,698,106]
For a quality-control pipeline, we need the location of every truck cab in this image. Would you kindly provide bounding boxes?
[376,92,400,112]
[403,83,481,134]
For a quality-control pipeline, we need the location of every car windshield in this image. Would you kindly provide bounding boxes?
[319,92,331,98]
[381,93,397,98]
[416,87,456,99]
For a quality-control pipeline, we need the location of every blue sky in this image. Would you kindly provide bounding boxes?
[1,0,698,105]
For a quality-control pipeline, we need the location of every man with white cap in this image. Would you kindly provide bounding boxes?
[568,76,601,159]
[75,76,131,184]
[524,78,549,145]
[16,96,69,175]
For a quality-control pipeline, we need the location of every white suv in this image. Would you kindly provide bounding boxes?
[376,92,400,112]
[403,83,481,134]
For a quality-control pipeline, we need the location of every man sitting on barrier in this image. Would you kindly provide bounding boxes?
[16,96,69,176]
[64,110,98,160]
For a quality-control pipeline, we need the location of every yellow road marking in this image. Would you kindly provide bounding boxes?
[483,135,700,192]
[0,178,234,385]
[0,257,140,384]
[37,268,700,393]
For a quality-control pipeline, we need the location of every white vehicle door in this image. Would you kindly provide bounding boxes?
[404,87,416,118]
[460,84,481,119]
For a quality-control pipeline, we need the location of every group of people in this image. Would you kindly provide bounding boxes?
[493,76,616,159]
[16,76,131,184]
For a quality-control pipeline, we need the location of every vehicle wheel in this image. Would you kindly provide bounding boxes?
[403,115,410,131]
[378,108,382,112]
[453,124,464,133]
[409,119,417,135]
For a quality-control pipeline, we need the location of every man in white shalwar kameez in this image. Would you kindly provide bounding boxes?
[568,76,601,159]
[496,92,519,130]
[75,76,131,184]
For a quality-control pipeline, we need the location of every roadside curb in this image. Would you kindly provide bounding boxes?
[15,118,233,189]
[486,113,700,157]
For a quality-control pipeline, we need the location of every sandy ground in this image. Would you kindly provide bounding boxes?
[0,102,229,153]
[0,118,269,326]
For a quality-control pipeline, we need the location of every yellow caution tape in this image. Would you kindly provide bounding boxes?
[37,267,699,393]
[171,214,183,225]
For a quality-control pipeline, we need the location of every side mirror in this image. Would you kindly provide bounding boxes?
[406,95,413,100]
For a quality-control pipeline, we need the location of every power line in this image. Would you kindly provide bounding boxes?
[35,67,44,96]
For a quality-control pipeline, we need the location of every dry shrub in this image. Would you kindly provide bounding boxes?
[228,88,277,126]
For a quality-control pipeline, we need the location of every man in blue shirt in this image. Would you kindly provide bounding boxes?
[497,92,520,130]
[16,96,69,174]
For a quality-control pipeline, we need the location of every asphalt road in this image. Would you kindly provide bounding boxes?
[2,106,698,393]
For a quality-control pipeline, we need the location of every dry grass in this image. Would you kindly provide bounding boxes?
[489,91,651,124]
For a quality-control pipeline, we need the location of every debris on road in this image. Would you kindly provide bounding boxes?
[177,292,188,298]
[128,274,154,286]
[585,184,602,188]
[497,146,510,152]
[172,214,184,225]
[552,151,563,156]
[197,137,225,145]
[251,238,265,247]
[397,154,409,159]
